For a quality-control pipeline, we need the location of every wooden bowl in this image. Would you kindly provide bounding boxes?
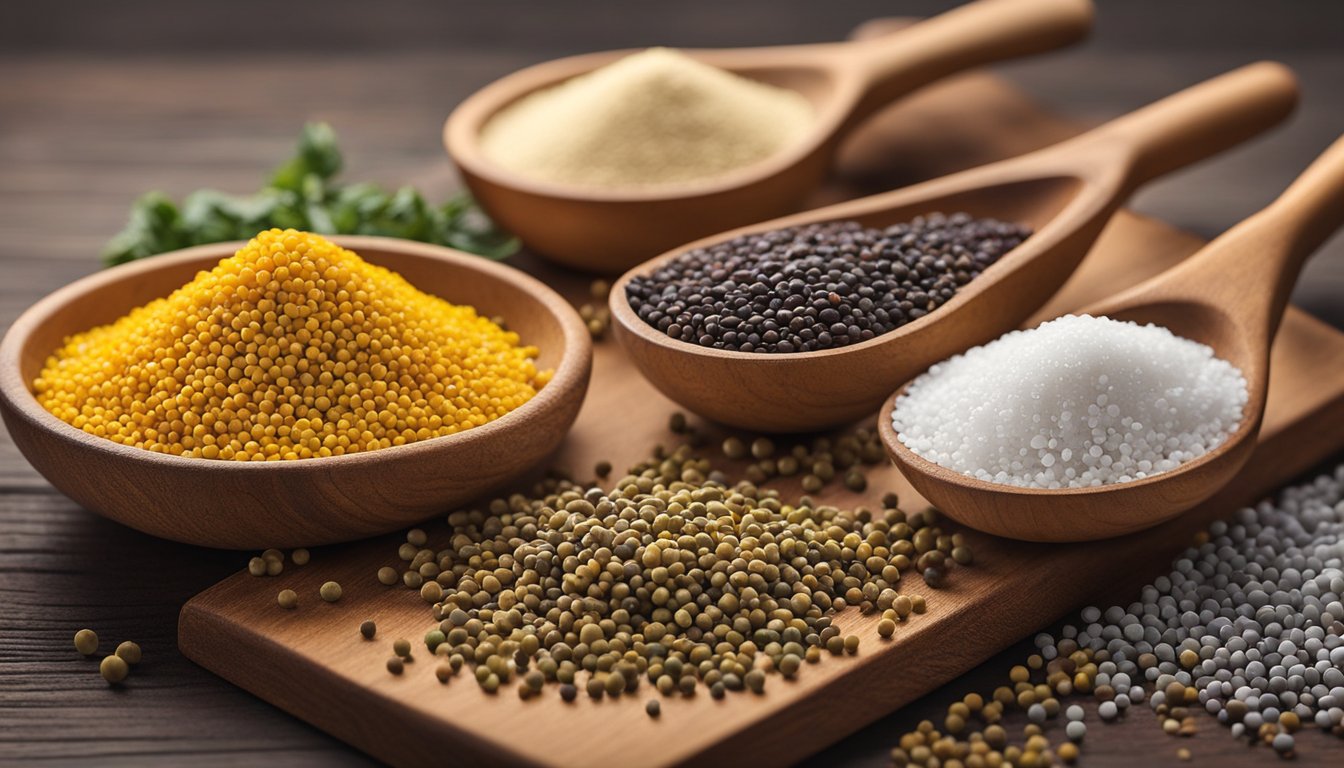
[444,0,1094,273]
[0,237,592,549]
[608,63,1296,434]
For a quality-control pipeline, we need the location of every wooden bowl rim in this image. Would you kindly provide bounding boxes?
[876,383,1262,501]
[607,170,1092,366]
[0,235,592,475]
[443,44,859,205]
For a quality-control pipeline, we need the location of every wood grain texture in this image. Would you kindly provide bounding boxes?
[0,237,592,548]
[2,3,1343,767]
[610,63,1297,433]
[447,0,1094,272]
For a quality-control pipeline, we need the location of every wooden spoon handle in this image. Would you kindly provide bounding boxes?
[1168,134,1344,341]
[841,0,1094,135]
[1080,62,1299,188]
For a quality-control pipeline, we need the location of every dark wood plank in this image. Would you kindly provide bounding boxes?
[2,2,1342,765]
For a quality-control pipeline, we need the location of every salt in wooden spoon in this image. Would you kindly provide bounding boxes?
[611,62,1299,432]
[881,132,1344,542]
[446,0,1095,272]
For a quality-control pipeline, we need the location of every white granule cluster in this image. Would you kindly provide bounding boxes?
[1039,462,1344,749]
[892,314,1249,489]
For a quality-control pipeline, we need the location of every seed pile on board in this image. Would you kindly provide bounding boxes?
[377,443,967,702]
[35,229,550,461]
[893,314,1248,488]
[889,462,1344,766]
[626,214,1030,353]
[479,47,813,189]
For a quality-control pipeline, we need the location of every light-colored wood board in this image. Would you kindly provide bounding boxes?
[177,32,1344,768]
[179,211,1344,768]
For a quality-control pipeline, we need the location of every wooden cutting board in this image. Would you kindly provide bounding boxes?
[179,40,1344,768]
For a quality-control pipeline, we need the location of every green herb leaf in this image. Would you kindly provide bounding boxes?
[103,122,519,266]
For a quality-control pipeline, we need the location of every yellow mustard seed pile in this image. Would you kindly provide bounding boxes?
[35,229,550,461]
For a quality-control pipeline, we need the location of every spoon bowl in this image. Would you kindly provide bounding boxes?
[446,0,1095,272]
[0,237,593,549]
[882,134,1344,541]
[611,63,1298,432]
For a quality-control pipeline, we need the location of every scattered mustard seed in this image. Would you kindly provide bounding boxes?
[360,620,376,640]
[386,657,404,675]
[247,557,266,577]
[291,548,310,566]
[393,638,412,659]
[376,566,398,586]
[319,581,342,602]
[115,641,142,666]
[74,629,99,656]
[100,654,129,684]
[646,699,661,718]
[278,589,298,609]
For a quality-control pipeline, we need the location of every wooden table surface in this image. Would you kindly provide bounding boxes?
[2,1,1342,765]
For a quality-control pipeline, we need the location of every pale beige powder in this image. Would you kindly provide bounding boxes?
[479,48,813,189]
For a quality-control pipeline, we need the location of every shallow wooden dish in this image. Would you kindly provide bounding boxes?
[444,0,1093,273]
[0,237,592,549]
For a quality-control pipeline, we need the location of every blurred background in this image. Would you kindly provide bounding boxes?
[2,0,1341,322]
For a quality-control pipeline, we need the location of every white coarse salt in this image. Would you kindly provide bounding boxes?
[892,314,1249,489]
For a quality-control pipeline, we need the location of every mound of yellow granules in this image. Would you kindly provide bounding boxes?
[35,230,551,461]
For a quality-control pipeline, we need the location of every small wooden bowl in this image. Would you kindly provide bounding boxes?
[445,0,1094,273]
[0,237,592,549]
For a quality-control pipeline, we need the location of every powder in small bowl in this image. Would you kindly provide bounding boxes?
[479,47,813,189]
[892,314,1248,488]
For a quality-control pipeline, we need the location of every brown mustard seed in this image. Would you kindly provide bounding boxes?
[359,620,377,640]
[386,657,404,675]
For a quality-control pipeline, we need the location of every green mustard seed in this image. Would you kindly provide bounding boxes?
[393,638,412,658]
[115,640,142,665]
[74,629,99,656]
[100,654,129,684]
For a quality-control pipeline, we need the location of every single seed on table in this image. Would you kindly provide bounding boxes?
[386,657,404,675]
[594,460,612,478]
[1098,700,1119,721]
[265,559,283,576]
[114,641,141,665]
[319,581,342,602]
[74,629,99,656]
[393,638,412,658]
[560,683,578,702]
[407,528,428,547]
[721,437,747,459]
[403,571,423,589]
[376,567,398,586]
[277,589,298,609]
[290,548,310,566]
[668,412,687,434]
[247,557,267,577]
[435,663,452,683]
[1058,742,1079,763]
[646,699,661,718]
[843,635,860,654]
[1177,748,1191,761]
[1066,720,1086,741]
[100,655,129,684]
[359,620,376,640]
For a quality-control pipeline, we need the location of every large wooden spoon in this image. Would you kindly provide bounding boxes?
[611,63,1299,432]
[446,0,1095,272]
[882,133,1344,542]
